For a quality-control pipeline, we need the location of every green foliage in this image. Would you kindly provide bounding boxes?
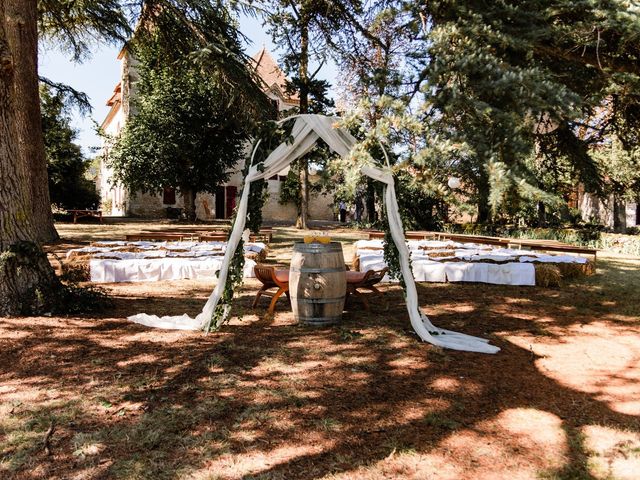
[38,0,130,60]
[380,183,407,287]
[394,171,445,231]
[278,165,300,207]
[107,27,255,217]
[40,84,99,210]
[207,119,296,330]
[265,1,350,86]
[38,1,271,115]
[279,145,334,212]
[382,223,404,287]
[598,233,640,256]
[285,77,336,114]
[593,137,640,199]
[420,0,640,219]
[0,242,109,316]
[332,1,640,227]
[210,237,245,331]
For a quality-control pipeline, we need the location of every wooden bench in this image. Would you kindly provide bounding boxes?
[368,230,598,262]
[143,227,272,243]
[197,233,229,242]
[502,238,597,262]
[125,232,195,242]
[368,231,436,240]
[68,209,102,224]
[436,233,598,263]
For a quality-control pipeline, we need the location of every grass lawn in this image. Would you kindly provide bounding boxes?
[1,221,639,479]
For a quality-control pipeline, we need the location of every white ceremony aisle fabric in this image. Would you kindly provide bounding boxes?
[129,114,500,353]
[360,165,499,354]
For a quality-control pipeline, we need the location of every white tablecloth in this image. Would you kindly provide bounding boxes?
[358,254,535,286]
[90,257,257,283]
[442,262,535,286]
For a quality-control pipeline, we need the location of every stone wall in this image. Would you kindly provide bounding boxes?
[126,179,335,223]
[127,191,169,217]
[579,192,638,228]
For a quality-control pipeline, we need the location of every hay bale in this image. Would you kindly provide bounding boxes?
[352,255,361,271]
[582,260,596,276]
[66,250,92,260]
[557,260,595,279]
[423,250,455,258]
[245,249,267,262]
[535,264,562,287]
[61,259,91,282]
[114,246,144,253]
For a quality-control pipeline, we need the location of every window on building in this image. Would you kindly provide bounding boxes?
[163,187,176,205]
[636,202,640,225]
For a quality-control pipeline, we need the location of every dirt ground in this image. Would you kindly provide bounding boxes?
[1,221,639,480]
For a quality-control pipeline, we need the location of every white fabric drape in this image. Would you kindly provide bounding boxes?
[129,114,499,353]
[361,165,499,353]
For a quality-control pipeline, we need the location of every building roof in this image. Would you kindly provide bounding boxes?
[102,82,122,129]
[106,82,122,107]
[250,47,299,105]
[103,47,299,131]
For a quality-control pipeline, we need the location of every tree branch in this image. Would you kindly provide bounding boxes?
[39,76,92,115]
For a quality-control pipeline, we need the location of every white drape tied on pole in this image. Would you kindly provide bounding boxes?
[129,114,499,354]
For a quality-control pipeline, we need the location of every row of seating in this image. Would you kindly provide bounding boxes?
[252,264,388,314]
[125,228,273,243]
[366,230,597,262]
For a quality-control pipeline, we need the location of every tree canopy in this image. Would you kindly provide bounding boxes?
[330,1,640,226]
[41,84,99,210]
[107,20,261,219]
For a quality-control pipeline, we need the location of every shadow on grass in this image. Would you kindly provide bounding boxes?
[1,254,639,479]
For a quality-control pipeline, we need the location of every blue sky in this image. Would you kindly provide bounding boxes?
[38,14,336,157]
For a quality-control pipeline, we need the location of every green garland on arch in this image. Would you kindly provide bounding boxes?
[207,119,296,331]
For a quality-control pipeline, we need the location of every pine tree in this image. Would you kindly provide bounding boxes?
[262,0,352,228]
[0,0,270,315]
[332,1,640,224]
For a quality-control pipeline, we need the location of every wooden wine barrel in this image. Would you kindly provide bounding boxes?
[289,242,347,326]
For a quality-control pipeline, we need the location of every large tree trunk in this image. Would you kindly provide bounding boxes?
[181,187,197,221]
[1,9,34,247]
[537,201,547,227]
[295,10,309,230]
[476,173,491,224]
[0,1,66,316]
[5,0,58,243]
[612,194,627,233]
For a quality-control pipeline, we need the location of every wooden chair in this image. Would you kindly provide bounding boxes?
[252,264,290,314]
[345,267,388,311]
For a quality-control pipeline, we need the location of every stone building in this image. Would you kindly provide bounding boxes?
[577,190,639,231]
[99,47,335,222]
